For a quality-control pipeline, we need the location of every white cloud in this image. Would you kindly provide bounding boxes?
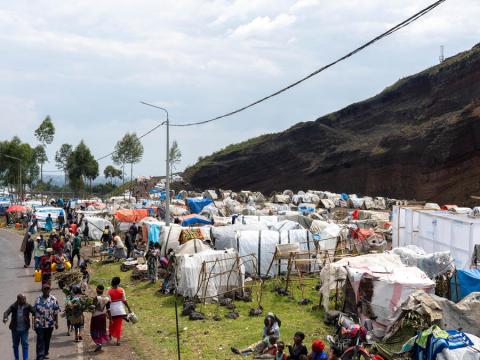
[230,14,297,39]
[290,0,319,12]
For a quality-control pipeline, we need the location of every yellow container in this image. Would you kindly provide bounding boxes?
[34,270,42,282]
[65,261,72,270]
[51,263,57,272]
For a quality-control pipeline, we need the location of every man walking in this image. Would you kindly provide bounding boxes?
[72,232,82,267]
[3,294,35,360]
[34,284,59,360]
[82,220,90,246]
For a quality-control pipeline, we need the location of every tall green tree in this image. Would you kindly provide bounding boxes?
[34,116,55,182]
[112,133,143,197]
[0,137,38,196]
[103,165,122,184]
[66,141,98,195]
[168,140,182,181]
[33,145,48,183]
[55,143,73,187]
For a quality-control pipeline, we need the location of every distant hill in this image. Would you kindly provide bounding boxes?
[185,44,480,205]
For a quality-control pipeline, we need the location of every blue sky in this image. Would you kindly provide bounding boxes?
[1,0,479,177]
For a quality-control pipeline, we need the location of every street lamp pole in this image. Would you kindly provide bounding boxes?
[140,102,171,226]
[1,154,22,203]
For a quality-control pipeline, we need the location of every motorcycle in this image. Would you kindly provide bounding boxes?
[326,313,380,360]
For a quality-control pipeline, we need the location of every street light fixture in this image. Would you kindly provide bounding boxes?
[140,101,171,226]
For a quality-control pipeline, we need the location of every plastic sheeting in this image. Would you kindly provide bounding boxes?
[237,215,278,225]
[186,197,213,214]
[212,223,269,250]
[175,249,244,302]
[35,207,64,229]
[310,220,340,251]
[175,239,212,255]
[392,207,480,269]
[181,214,212,227]
[114,209,148,223]
[79,216,113,240]
[391,246,454,278]
[320,253,435,333]
[451,269,480,301]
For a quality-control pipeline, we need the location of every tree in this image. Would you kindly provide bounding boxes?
[34,145,48,183]
[66,141,98,195]
[34,116,55,182]
[104,165,122,184]
[55,143,73,187]
[112,133,143,198]
[168,140,182,181]
[0,137,38,197]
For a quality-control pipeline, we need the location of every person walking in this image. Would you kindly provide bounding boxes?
[91,285,111,352]
[128,223,138,244]
[3,294,35,360]
[112,233,127,260]
[108,277,132,346]
[21,232,35,268]
[34,284,60,360]
[33,237,45,270]
[82,220,90,246]
[45,214,53,232]
[72,232,82,267]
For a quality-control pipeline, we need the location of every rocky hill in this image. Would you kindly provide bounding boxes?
[185,44,480,205]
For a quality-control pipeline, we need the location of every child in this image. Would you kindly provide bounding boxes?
[287,332,308,360]
[275,342,288,360]
[66,286,85,342]
[308,340,328,360]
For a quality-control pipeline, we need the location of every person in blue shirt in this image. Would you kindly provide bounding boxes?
[45,214,53,232]
[307,339,328,360]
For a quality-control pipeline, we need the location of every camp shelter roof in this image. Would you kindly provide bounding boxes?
[114,209,149,222]
[6,204,28,213]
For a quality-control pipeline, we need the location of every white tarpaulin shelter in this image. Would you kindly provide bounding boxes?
[79,216,114,240]
[392,206,480,269]
[320,253,435,337]
[35,207,64,229]
[234,229,314,276]
[175,249,245,302]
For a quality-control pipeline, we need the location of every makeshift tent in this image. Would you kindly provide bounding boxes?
[310,220,341,251]
[159,224,183,256]
[79,216,114,240]
[139,217,162,244]
[451,269,480,301]
[114,209,148,223]
[186,197,213,214]
[35,207,64,229]
[6,204,27,213]
[393,207,480,269]
[233,229,314,276]
[237,215,278,225]
[320,253,435,338]
[175,239,212,255]
[391,246,454,279]
[175,249,245,302]
[180,214,212,227]
[212,223,269,249]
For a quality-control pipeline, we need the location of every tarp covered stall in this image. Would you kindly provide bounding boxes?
[175,249,245,302]
[35,207,65,229]
[79,216,114,241]
[186,197,213,214]
[392,207,480,269]
[451,269,480,301]
[114,209,149,223]
[320,253,435,337]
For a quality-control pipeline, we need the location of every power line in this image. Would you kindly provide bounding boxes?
[96,121,166,161]
[171,0,447,127]
[96,0,447,159]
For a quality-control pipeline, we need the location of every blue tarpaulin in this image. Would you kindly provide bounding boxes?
[148,223,161,244]
[186,198,213,214]
[341,193,349,200]
[450,269,480,301]
[181,215,212,227]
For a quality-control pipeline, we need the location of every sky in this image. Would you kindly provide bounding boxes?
[1,0,479,178]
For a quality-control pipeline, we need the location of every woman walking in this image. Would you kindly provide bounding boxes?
[108,277,131,346]
[112,233,127,260]
[146,242,160,283]
[45,214,53,232]
[90,285,110,352]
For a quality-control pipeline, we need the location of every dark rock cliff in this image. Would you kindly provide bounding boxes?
[185,44,480,205]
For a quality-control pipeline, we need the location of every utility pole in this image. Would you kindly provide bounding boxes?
[140,101,171,226]
[439,45,445,63]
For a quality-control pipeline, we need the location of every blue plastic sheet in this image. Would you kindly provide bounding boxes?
[181,216,212,227]
[186,198,213,214]
[450,269,480,301]
[148,223,161,243]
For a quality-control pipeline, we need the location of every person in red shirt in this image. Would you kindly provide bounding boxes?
[69,221,78,235]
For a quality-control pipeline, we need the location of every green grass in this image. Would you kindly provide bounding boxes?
[91,262,333,360]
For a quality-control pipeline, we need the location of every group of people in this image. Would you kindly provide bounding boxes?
[2,276,132,360]
[100,222,139,261]
[231,314,333,360]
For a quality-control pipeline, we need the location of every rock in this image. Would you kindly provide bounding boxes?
[225,312,239,320]
[189,311,205,321]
